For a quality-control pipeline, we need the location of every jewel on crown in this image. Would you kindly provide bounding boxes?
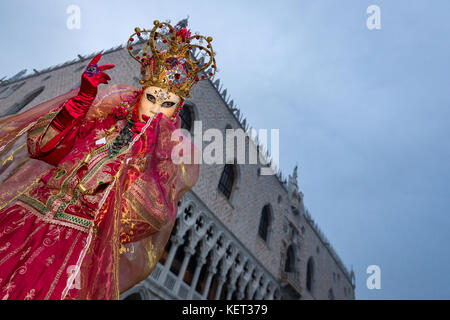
[127,20,217,98]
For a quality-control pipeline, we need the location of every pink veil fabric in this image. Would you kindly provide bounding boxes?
[0,84,199,299]
[0,88,79,207]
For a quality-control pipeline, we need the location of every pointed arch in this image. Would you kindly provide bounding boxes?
[306,256,315,293]
[284,244,295,272]
[218,163,237,200]
[258,204,273,245]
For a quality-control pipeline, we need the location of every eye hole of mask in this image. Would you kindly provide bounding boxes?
[162,101,176,108]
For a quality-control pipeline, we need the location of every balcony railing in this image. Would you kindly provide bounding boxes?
[149,263,203,300]
[280,270,302,295]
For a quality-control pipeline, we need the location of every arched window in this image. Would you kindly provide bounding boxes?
[306,257,314,292]
[284,245,295,272]
[4,86,44,116]
[179,103,194,132]
[258,204,272,242]
[218,164,235,199]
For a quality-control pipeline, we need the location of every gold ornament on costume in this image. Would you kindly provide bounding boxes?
[127,20,217,98]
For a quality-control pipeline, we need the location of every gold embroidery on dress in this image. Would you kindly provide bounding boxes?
[0,223,46,267]
[2,281,16,300]
[46,255,55,267]
[45,232,82,300]
[65,229,73,240]
[19,246,31,261]
[16,200,90,233]
[0,243,10,252]
[24,289,36,300]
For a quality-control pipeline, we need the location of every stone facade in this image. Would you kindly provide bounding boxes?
[0,28,355,300]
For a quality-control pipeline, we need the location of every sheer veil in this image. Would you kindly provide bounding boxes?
[0,84,199,299]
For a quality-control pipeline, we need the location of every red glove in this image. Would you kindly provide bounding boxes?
[51,53,115,131]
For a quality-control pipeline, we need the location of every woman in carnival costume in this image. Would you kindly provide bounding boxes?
[0,20,216,300]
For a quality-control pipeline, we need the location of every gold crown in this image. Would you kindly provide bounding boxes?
[127,20,217,98]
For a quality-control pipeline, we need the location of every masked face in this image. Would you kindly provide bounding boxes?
[137,86,181,122]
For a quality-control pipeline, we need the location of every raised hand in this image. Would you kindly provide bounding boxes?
[45,55,115,149]
[57,54,115,120]
[80,53,115,97]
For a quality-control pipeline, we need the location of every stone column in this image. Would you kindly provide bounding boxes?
[181,216,208,299]
[187,255,207,299]
[254,278,269,300]
[247,271,262,299]
[158,235,184,284]
[214,243,237,300]
[159,201,196,287]
[202,264,217,299]
[226,283,236,300]
[264,282,276,300]
[202,236,226,299]
[214,274,227,300]
[188,234,215,299]
[226,256,244,300]
[236,289,245,300]
[237,263,254,300]
[274,290,281,300]
[172,245,196,294]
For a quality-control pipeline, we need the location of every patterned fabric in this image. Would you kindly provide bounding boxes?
[0,84,200,299]
[0,203,87,300]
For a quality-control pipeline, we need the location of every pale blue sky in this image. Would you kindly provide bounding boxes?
[1,0,449,299]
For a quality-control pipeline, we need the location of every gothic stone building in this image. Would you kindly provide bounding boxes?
[0,27,356,301]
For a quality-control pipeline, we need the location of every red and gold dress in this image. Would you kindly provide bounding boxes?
[0,84,199,300]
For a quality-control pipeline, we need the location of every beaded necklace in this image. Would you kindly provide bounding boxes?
[108,117,136,158]
[108,103,142,158]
